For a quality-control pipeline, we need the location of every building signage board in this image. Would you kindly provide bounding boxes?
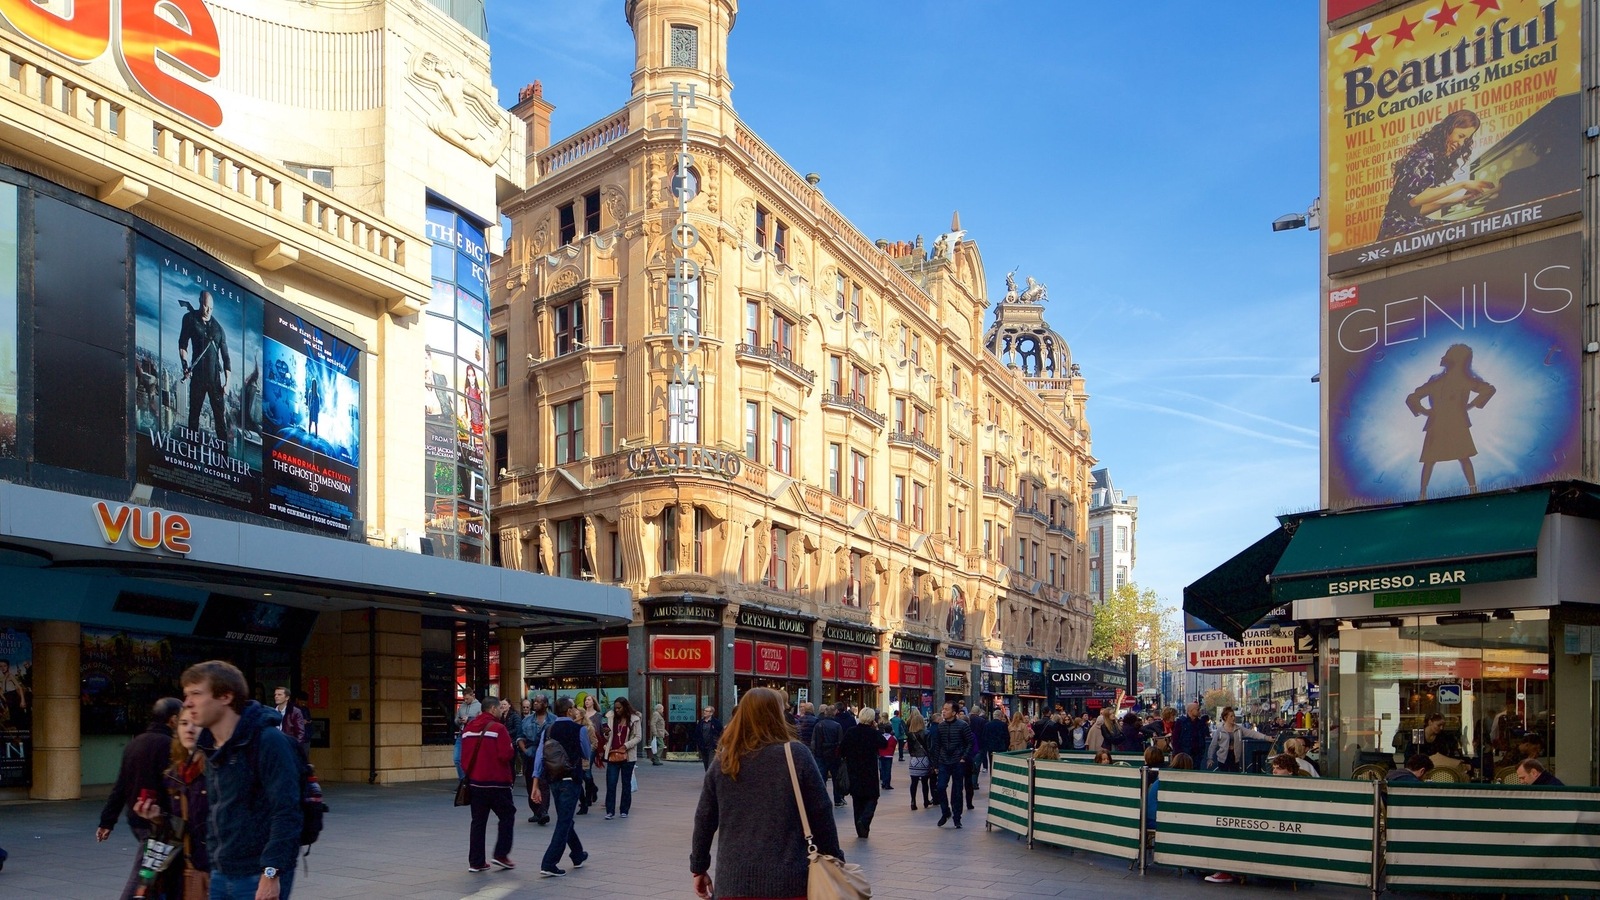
[890,633,936,656]
[754,642,788,677]
[626,444,742,478]
[1326,235,1581,507]
[645,601,721,625]
[945,645,973,661]
[736,608,809,637]
[837,652,863,683]
[1325,0,1580,275]
[0,626,31,787]
[93,501,192,555]
[649,635,715,673]
[1186,628,1312,672]
[823,622,878,648]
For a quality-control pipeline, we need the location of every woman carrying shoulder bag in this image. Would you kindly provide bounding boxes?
[603,698,641,819]
[903,707,933,811]
[691,687,844,900]
[1206,706,1271,772]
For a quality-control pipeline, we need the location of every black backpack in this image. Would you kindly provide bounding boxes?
[542,734,573,781]
[247,733,328,853]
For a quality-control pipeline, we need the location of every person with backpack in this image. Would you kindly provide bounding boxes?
[809,703,847,807]
[518,695,553,825]
[180,660,302,900]
[529,697,591,877]
[461,695,517,873]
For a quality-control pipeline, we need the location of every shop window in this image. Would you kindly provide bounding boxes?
[744,401,760,459]
[598,288,616,345]
[771,410,793,474]
[583,189,601,234]
[827,443,842,496]
[850,451,868,505]
[558,202,576,246]
[492,332,507,386]
[553,398,583,464]
[599,393,614,454]
[767,525,789,590]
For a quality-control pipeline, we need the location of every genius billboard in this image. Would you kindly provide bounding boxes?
[1325,0,1580,275]
[1325,233,1580,508]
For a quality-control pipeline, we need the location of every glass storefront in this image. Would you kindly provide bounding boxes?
[1329,609,1552,781]
[650,674,715,754]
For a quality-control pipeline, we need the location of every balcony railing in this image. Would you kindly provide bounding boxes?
[736,342,816,386]
[538,110,629,178]
[888,431,940,461]
[1046,523,1077,541]
[982,481,1020,505]
[821,393,886,429]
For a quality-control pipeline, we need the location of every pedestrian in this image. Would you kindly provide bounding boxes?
[904,707,933,811]
[1114,711,1145,752]
[649,702,667,765]
[809,703,847,806]
[530,697,591,877]
[695,705,723,772]
[1206,706,1272,772]
[966,706,989,774]
[1173,702,1209,762]
[1516,758,1564,786]
[181,660,302,900]
[890,707,907,760]
[601,698,641,819]
[690,688,842,900]
[454,688,481,779]
[839,707,887,839]
[876,718,897,790]
[794,700,819,748]
[579,695,605,810]
[97,696,183,900]
[1070,713,1091,750]
[929,701,973,828]
[271,686,307,751]
[461,694,516,873]
[1008,710,1032,751]
[983,709,1009,768]
[131,706,212,899]
[518,695,552,825]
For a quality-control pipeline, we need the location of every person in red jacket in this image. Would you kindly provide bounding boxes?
[461,695,517,873]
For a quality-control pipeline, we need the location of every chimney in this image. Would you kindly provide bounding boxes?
[510,81,555,185]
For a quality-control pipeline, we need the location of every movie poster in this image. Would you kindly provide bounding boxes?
[262,308,361,532]
[0,184,15,459]
[0,627,31,787]
[134,237,264,506]
[1326,0,1580,274]
[1326,234,1581,508]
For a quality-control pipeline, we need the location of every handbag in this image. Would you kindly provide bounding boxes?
[182,862,210,900]
[455,727,486,807]
[782,743,872,900]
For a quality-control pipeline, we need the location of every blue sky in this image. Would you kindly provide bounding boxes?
[486,2,1324,609]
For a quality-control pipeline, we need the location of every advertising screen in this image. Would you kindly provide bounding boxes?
[1326,0,1579,274]
[0,184,15,458]
[1326,234,1580,508]
[135,237,361,533]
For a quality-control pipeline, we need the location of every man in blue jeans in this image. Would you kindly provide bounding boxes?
[928,701,973,829]
[529,697,591,878]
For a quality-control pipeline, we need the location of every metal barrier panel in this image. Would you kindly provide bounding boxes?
[1031,758,1145,861]
[986,751,1031,838]
[1152,770,1378,888]
[1386,783,1600,894]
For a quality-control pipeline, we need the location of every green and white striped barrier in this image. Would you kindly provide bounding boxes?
[986,751,1031,839]
[1031,757,1146,862]
[1152,770,1379,888]
[1386,783,1600,894]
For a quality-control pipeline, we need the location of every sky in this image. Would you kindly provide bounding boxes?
[485,2,1325,611]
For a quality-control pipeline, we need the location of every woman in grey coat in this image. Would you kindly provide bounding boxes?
[1206,706,1272,772]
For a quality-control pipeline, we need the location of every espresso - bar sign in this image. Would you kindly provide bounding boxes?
[824,622,877,648]
[649,635,714,673]
[737,608,809,636]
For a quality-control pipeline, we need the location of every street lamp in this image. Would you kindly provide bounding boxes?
[1271,198,1322,232]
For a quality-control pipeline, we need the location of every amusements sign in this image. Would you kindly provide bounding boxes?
[1326,0,1580,274]
[1326,235,1580,508]
[135,238,361,533]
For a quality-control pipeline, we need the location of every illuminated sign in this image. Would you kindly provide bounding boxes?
[648,635,715,673]
[626,444,742,478]
[0,0,223,127]
[93,500,191,554]
[666,83,702,440]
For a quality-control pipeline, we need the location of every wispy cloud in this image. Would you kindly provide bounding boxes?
[1095,395,1317,451]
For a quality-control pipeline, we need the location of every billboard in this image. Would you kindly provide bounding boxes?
[1326,234,1580,508]
[1326,0,1580,274]
[135,238,360,533]
[0,183,15,458]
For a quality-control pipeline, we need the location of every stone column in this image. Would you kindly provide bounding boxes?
[717,623,736,722]
[934,659,947,711]
[628,621,647,720]
[876,639,891,711]
[808,632,823,713]
[495,627,524,705]
[30,620,81,800]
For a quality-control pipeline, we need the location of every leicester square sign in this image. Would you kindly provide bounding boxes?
[0,0,224,127]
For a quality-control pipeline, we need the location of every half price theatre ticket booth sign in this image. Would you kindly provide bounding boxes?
[1185,611,1312,673]
[1325,0,1580,274]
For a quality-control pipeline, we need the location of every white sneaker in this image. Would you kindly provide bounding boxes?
[1204,873,1235,884]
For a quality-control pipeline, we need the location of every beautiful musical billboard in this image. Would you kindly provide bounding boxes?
[1326,234,1580,508]
[1326,0,1580,275]
[135,238,361,533]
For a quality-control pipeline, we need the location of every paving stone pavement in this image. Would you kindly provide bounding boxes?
[0,756,1429,899]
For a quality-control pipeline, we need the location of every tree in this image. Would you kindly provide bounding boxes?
[1202,688,1238,712]
[1089,582,1180,664]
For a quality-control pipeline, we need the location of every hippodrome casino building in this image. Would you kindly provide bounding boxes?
[0,0,629,802]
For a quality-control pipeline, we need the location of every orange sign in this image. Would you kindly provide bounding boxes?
[0,0,223,127]
[649,635,714,673]
[93,500,192,554]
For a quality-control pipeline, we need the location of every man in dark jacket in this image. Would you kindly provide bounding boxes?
[695,706,723,771]
[838,708,888,839]
[462,696,517,872]
[518,695,553,824]
[810,707,847,806]
[794,701,819,748]
[1173,703,1209,762]
[983,713,1010,768]
[929,701,973,828]
[966,708,989,773]
[97,696,183,900]
[531,697,592,877]
[182,661,302,900]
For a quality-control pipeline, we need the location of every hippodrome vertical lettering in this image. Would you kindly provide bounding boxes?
[667,83,701,436]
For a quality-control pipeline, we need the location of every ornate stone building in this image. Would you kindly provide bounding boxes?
[490,0,1096,741]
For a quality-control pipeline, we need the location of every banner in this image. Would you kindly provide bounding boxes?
[1326,234,1581,508]
[1326,0,1580,274]
[0,184,15,458]
[135,238,361,533]
[0,627,31,787]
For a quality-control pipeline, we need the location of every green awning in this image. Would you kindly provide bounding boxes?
[1270,490,1550,602]
[1183,526,1293,643]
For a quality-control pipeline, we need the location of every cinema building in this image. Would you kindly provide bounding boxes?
[1187,0,1599,786]
[490,0,1098,749]
[0,1,628,801]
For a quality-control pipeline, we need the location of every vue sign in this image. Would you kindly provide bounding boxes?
[93,500,192,554]
[0,0,223,128]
